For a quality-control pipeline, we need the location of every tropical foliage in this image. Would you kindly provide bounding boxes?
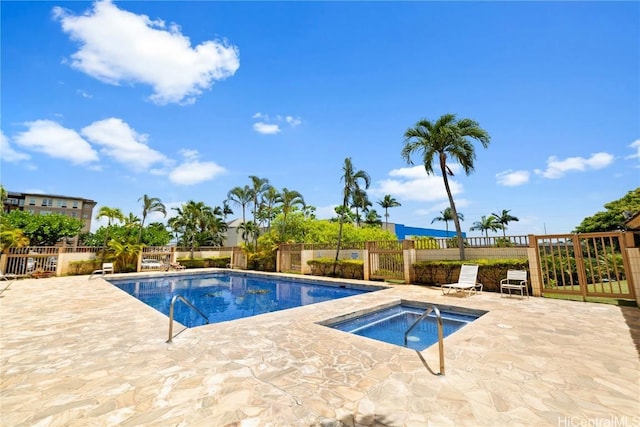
[574,188,640,232]
[3,210,84,246]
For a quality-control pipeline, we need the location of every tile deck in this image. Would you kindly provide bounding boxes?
[1,270,639,426]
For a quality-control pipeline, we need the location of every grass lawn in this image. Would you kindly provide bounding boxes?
[543,280,636,306]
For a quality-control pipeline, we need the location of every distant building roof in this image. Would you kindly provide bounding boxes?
[624,211,640,230]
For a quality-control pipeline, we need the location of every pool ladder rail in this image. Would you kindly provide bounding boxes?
[404,305,445,375]
[167,295,209,343]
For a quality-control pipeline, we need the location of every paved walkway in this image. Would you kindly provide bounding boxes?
[1,270,639,426]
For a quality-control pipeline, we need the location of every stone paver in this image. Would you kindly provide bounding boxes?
[1,270,639,426]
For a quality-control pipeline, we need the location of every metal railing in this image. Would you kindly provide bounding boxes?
[166,295,209,343]
[404,305,445,375]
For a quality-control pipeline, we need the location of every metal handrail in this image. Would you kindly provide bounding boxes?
[167,295,209,343]
[404,305,445,375]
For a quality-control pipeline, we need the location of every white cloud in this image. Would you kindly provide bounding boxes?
[14,120,99,165]
[81,118,169,171]
[1,130,31,162]
[314,204,339,220]
[168,149,226,185]
[625,139,640,163]
[251,112,302,134]
[253,122,281,135]
[285,116,302,127]
[371,165,462,202]
[534,152,614,179]
[53,0,239,105]
[496,169,530,186]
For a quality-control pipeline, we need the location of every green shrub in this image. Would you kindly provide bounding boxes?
[177,258,205,268]
[247,252,276,272]
[205,256,231,268]
[307,258,364,279]
[68,259,103,275]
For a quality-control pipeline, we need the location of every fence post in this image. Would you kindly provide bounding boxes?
[403,240,415,284]
[363,242,370,281]
[275,246,281,273]
[528,234,543,297]
[55,246,64,276]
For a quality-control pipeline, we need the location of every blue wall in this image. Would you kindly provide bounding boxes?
[393,223,466,240]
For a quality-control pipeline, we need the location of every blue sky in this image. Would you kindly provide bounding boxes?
[1,0,638,236]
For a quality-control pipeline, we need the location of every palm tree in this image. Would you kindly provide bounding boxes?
[276,188,305,239]
[96,206,124,260]
[377,195,401,229]
[124,212,141,241]
[335,157,371,274]
[138,195,166,243]
[402,113,490,260]
[169,201,224,258]
[492,209,519,238]
[431,207,464,235]
[262,186,280,231]
[248,176,271,247]
[364,209,382,227]
[470,215,502,241]
[352,188,371,228]
[226,185,252,235]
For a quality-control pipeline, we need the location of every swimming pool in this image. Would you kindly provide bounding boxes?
[108,272,380,327]
[323,302,485,351]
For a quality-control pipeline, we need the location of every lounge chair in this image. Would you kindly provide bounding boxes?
[169,262,185,270]
[89,263,114,279]
[0,269,17,281]
[500,269,529,298]
[441,264,483,297]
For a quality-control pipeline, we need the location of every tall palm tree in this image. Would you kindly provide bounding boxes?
[377,195,401,229]
[402,113,490,260]
[248,176,271,247]
[470,215,502,239]
[335,157,370,274]
[492,209,519,238]
[96,206,124,260]
[227,185,252,221]
[431,207,464,235]
[276,188,305,239]
[262,186,281,231]
[138,195,166,243]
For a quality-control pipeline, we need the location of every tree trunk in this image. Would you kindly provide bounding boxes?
[440,155,465,260]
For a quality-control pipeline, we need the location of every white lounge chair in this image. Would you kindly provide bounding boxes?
[89,263,114,279]
[500,269,529,298]
[441,264,483,297]
[0,269,17,281]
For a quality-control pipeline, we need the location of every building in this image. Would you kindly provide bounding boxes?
[3,191,97,233]
[384,222,465,240]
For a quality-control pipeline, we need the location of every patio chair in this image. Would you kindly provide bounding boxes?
[0,269,17,281]
[169,262,185,270]
[500,270,529,298]
[441,264,483,297]
[89,263,114,279]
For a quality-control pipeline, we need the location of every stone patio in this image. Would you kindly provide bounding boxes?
[1,270,638,426]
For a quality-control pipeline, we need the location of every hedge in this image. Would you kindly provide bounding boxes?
[412,259,529,292]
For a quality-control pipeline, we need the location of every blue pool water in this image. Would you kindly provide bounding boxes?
[108,272,377,327]
[326,304,483,351]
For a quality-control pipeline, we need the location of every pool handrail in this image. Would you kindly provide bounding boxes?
[404,305,445,375]
[167,294,209,343]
